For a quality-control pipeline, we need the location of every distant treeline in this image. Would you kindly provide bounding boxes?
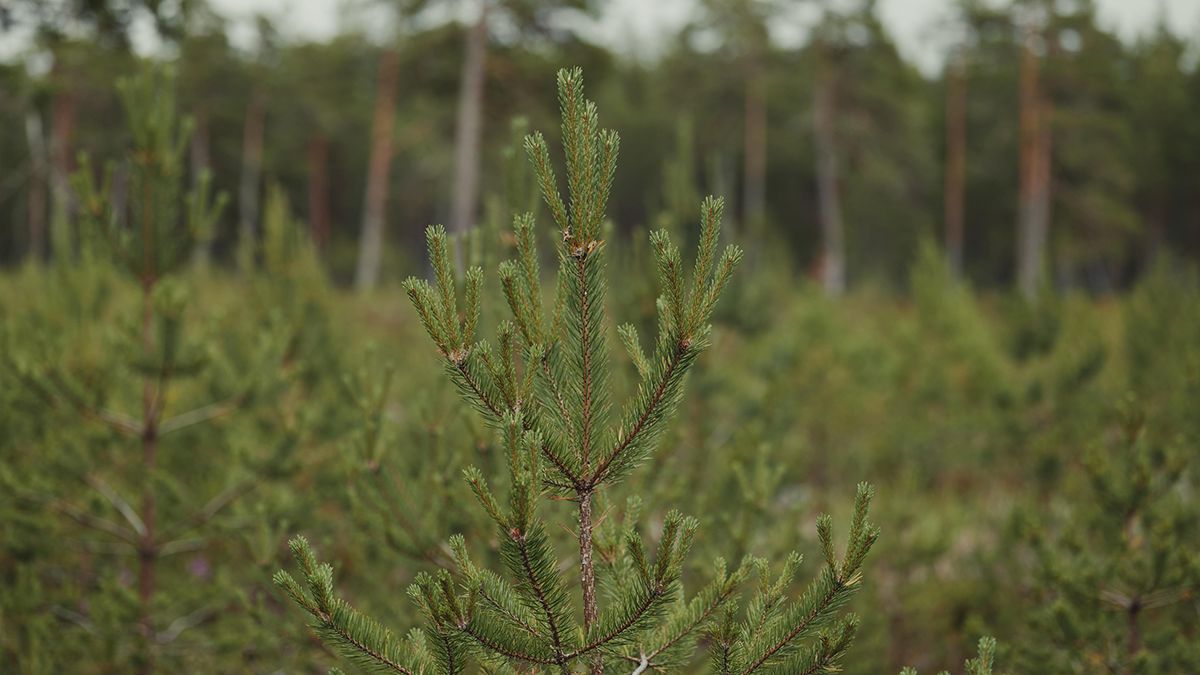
[1,0,1197,293]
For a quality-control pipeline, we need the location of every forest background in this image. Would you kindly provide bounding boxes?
[1,0,1198,673]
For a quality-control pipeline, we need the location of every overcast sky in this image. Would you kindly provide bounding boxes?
[210,0,1199,72]
[4,0,1198,73]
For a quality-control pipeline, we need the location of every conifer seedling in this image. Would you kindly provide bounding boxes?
[276,67,880,674]
[1,67,293,673]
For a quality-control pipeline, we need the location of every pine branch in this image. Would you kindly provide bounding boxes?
[275,536,426,675]
[157,395,242,435]
[737,485,879,674]
[590,340,693,488]
[629,557,754,670]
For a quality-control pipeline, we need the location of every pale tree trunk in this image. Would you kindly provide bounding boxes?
[238,95,265,274]
[24,110,48,263]
[49,90,76,260]
[1017,34,1051,299]
[449,1,490,272]
[742,58,767,233]
[944,52,967,278]
[355,47,400,291]
[813,52,845,296]
[307,135,332,251]
[191,113,213,267]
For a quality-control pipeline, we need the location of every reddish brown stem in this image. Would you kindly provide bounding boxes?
[578,490,601,674]
[138,277,159,675]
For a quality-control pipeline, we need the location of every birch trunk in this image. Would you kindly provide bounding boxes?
[449,1,490,272]
[813,52,845,296]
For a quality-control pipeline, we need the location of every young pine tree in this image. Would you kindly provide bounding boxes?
[900,636,998,675]
[1,68,294,673]
[276,67,879,674]
[1014,399,1199,674]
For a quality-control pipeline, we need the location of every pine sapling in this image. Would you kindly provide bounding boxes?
[2,67,292,674]
[276,67,879,674]
[900,636,998,675]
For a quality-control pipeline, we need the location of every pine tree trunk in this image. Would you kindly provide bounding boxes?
[307,135,332,251]
[1017,34,1051,299]
[449,1,490,272]
[578,490,600,674]
[944,53,967,278]
[743,59,767,232]
[138,276,159,675]
[49,89,76,260]
[191,113,213,267]
[813,53,845,296]
[238,95,265,274]
[24,110,48,263]
[355,47,400,292]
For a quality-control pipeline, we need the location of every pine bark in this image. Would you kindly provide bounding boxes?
[307,135,332,251]
[813,50,845,296]
[239,95,265,273]
[944,53,967,278]
[449,1,490,272]
[355,47,400,291]
[1017,33,1052,299]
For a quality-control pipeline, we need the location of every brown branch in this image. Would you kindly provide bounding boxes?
[739,579,845,675]
[478,588,542,638]
[461,624,559,667]
[644,583,738,663]
[514,531,568,665]
[590,342,685,488]
[566,582,665,661]
[35,370,142,436]
[52,501,137,545]
[158,396,242,435]
[314,609,416,675]
[573,255,601,674]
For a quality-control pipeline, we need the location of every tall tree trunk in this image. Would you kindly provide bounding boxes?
[944,52,967,278]
[49,89,77,261]
[813,52,845,296]
[742,58,767,232]
[1017,33,1051,299]
[449,1,490,272]
[238,95,265,274]
[307,135,332,251]
[355,47,400,291]
[24,110,48,263]
[191,113,213,267]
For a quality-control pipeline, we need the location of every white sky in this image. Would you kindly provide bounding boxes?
[3,0,1198,73]
[213,0,1200,72]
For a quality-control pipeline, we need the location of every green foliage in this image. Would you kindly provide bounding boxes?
[0,67,305,673]
[277,67,878,674]
[1013,400,1200,674]
[899,636,997,675]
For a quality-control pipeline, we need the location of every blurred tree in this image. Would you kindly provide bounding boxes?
[355,43,400,291]
[944,47,967,278]
[694,0,778,237]
[449,0,599,270]
[1014,13,1050,300]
